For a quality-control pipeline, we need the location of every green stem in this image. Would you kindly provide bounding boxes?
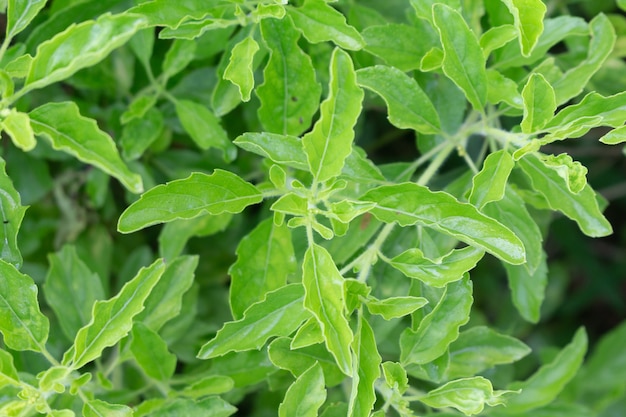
[416,143,455,186]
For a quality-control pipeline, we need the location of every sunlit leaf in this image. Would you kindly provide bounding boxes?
[127,0,212,29]
[0,109,35,151]
[521,73,555,133]
[181,375,234,398]
[500,0,546,57]
[7,0,48,39]
[480,25,517,57]
[279,363,326,417]
[600,125,626,145]
[83,399,132,417]
[0,157,26,268]
[224,36,259,102]
[469,150,515,208]
[348,319,381,417]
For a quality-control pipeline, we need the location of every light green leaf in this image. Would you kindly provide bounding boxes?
[410,0,461,22]
[517,153,612,237]
[480,25,517,57]
[600,125,626,145]
[83,399,132,417]
[291,318,324,349]
[486,69,523,108]
[341,146,386,183]
[234,132,308,171]
[198,284,310,359]
[389,246,484,288]
[127,0,211,29]
[469,150,515,208]
[229,218,296,320]
[356,65,440,134]
[25,13,146,92]
[521,73,556,133]
[400,276,473,365]
[224,36,259,102]
[158,214,232,260]
[0,157,26,268]
[552,14,616,105]
[433,3,487,111]
[6,0,47,39]
[135,255,198,331]
[0,109,35,151]
[120,106,164,160]
[150,397,236,417]
[349,319,381,417]
[117,170,262,233]
[360,183,526,264]
[382,361,409,394]
[303,244,354,375]
[130,322,176,381]
[504,328,588,413]
[420,376,516,415]
[210,349,276,388]
[181,375,234,398]
[174,99,237,161]
[162,39,196,80]
[448,326,531,378]
[279,363,326,417]
[541,153,588,194]
[257,17,321,136]
[500,0,546,57]
[420,47,444,71]
[129,27,155,68]
[271,193,309,218]
[505,255,547,323]
[288,0,364,50]
[366,296,428,320]
[0,259,49,352]
[620,0,626,11]
[29,102,143,193]
[67,259,166,369]
[303,48,363,183]
[43,245,105,342]
[0,348,20,388]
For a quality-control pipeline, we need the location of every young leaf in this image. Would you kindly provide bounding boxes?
[432,3,487,111]
[505,255,547,323]
[43,245,105,342]
[257,17,321,136]
[400,276,473,365]
[521,73,556,133]
[279,363,326,417]
[0,259,49,352]
[468,150,515,208]
[361,183,526,264]
[117,170,262,233]
[25,13,146,92]
[348,319,381,417]
[6,0,48,39]
[504,328,588,413]
[181,375,234,398]
[303,244,354,375]
[288,0,364,50]
[130,322,177,381]
[480,25,517,58]
[0,109,35,151]
[229,218,296,320]
[600,125,626,145]
[29,102,143,193]
[67,259,166,369]
[517,154,612,237]
[0,157,27,268]
[356,65,441,134]
[291,318,324,349]
[365,296,428,320]
[389,246,484,288]
[234,132,308,171]
[224,36,259,102]
[198,284,311,359]
[174,99,237,162]
[500,0,546,57]
[83,399,132,417]
[303,48,363,183]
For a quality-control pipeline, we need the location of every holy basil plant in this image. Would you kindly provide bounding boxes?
[0,0,625,416]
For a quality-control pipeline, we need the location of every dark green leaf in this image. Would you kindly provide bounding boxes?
[505,255,547,323]
[162,39,196,80]
[158,214,232,261]
[120,107,164,161]
[0,157,26,268]
[131,322,177,381]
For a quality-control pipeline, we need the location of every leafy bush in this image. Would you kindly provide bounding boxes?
[1,0,626,416]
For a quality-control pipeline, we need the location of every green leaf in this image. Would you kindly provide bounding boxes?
[43,245,105,341]
[198,284,310,359]
[400,276,473,365]
[257,17,321,136]
[389,246,484,288]
[361,183,526,264]
[174,99,237,161]
[0,157,26,268]
[234,132,308,170]
[521,73,556,133]
[150,397,237,417]
[210,349,276,388]
[117,170,262,233]
[348,319,381,417]
[410,0,461,22]
[620,0,626,11]
[504,328,588,413]
[127,0,210,29]
[224,36,259,102]
[303,48,364,183]
[229,218,296,320]
[303,244,354,375]
[135,255,198,331]
[6,0,47,39]
[517,154,612,237]
[432,3,487,111]
[486,69,523,108]
[0,109,35,151]
[181,375,234,398]
[420,376,515,415]
[382,361,409,394]
[162,39,196,80]
[448,326,531,378]
[279,363,326,417]
[0,259,49,352]
[291,318,324,349]
[0,348,20,387]
[67,259,166,369]
[288,0,364,50]
[25,13,146,92]
[541,153,588,194]
[366,296,428,320]
[29,102,143,193]
[505,255,547,323]
[130,322,177,381]
[480,25,518,58]
[83,399,132,417]
[600,125,626,145]
[356,65,441,134]
[579,321,626,394]
[500,0,546,57]
[468,150,515,208]
[120,107,164,161]
[158,214,232,260]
